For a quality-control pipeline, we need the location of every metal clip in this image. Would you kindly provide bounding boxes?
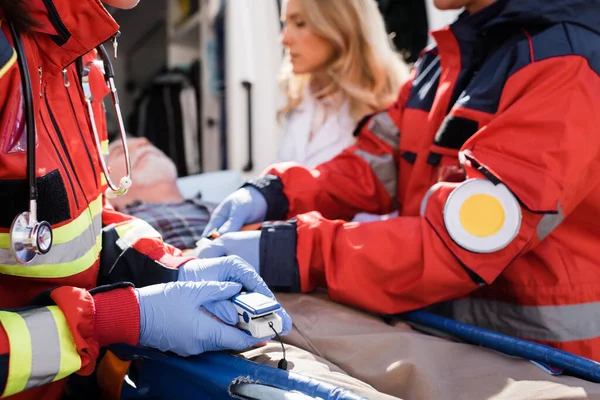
[113,31,121,59]
[62,69,70,87]
[38,67,43,98]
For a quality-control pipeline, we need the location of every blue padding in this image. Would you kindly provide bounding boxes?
[111,345,367,400]
[401,310,600,383]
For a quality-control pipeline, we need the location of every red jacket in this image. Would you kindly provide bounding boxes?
[0,1,192,398]
[251,1,600,360]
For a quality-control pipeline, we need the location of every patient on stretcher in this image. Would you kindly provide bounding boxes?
[107,137,213,250]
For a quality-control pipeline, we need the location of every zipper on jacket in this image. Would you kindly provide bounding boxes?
[42,0,71,45]
[40,111,80,210]
[44,88,87,207]
[64,74,99,189]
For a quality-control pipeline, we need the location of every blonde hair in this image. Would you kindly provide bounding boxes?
[278,0,409,122]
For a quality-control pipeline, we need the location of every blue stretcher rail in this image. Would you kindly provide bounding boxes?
[109,344,367,400]
[401,310,600,383]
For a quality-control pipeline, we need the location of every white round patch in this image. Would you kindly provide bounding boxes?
[443,179,521,253]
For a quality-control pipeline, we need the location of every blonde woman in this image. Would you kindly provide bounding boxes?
[277,0,409,168]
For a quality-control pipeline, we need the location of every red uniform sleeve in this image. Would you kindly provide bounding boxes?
[0,284,139,397]
[99,202,194,286]
[292,56,600,314]
[253,77,415,222]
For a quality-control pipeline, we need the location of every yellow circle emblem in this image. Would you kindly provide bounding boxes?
[443,179,522,253]
[459,194,505,237]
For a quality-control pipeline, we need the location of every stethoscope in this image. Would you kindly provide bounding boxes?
[8,21,132,264]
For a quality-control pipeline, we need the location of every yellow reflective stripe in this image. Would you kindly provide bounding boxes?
[101,173,107,186]
[0,307,82,397]
[0,312,31,397]
[54,195,103,244]
[0,194,102,248]
[47,307,81,381]
[0,235,101,278]
[101,140,109,156]
[0,49,16,80]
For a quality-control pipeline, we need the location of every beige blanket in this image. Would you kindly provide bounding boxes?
[241,293,600,400]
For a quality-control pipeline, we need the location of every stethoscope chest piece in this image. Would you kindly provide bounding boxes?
[10,211,53,264]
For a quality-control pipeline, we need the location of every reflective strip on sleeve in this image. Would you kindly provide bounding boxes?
[0,312,31,397]
[353,149,398,199]
[420,182,444,216]
[46,307,81,382]
[0,307,81,397]
[453,298,600,342]
[537,202,564,241]
[367,112,400,150]
[114,219,162,248]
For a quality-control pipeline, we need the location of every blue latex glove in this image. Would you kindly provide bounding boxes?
[178,255,292,335]
[135,281,270,357]
[194,231,261,271]
[201,187,267,236]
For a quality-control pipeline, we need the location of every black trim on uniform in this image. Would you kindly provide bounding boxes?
[28,288,60,307]
[0,353,8,395]
[427,152,443,166]
[463,154,503,186]
[434,116,479,150]
[401,151,417,164]
[259,219,301,292]
[352,113,375,137]
[0,169,70,228]
[42,0,71,46]
[27,283,134,308]
[98,226,179,287]
[243,175,289,221]
[89,282,135,295]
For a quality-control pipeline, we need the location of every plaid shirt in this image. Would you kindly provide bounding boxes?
[123,196,215,250]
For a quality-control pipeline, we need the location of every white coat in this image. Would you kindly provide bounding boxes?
[278,91,356,169]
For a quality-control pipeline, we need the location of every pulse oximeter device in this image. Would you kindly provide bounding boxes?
[232,292,283,338]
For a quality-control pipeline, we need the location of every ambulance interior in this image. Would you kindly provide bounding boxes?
[103,0,459,204]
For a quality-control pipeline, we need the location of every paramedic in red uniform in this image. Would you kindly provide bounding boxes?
[0,0,291,398]
[199,0,600,361]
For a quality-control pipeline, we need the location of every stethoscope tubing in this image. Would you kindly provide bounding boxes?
[8,21,37,213]
[6,22,131,264]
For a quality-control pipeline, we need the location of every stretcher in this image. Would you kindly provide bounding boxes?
[400,311,600,383]
[99,309,600,399]
[104,344,367,400]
